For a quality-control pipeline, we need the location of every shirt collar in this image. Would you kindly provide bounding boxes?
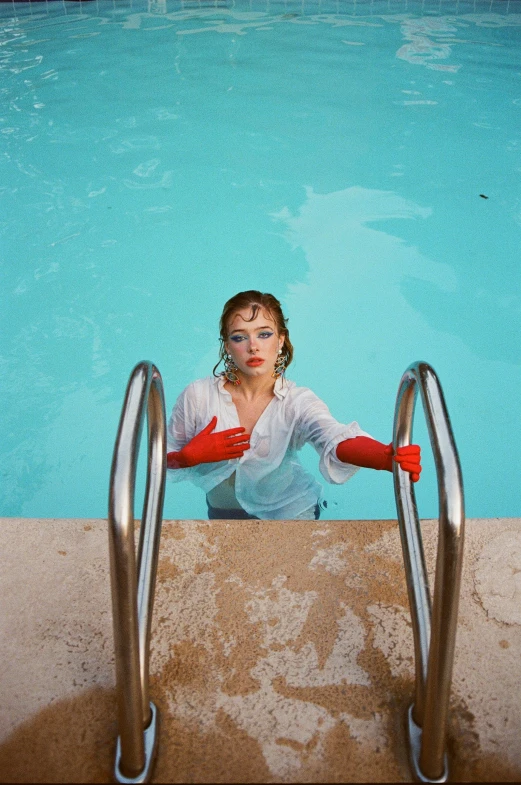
[214,373,291,400]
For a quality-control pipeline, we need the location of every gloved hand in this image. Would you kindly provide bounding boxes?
[387,443,422,482]
[336,437,422,482]
[167,416,250,469]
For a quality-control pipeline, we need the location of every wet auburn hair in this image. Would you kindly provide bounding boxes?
[213,290,294,377]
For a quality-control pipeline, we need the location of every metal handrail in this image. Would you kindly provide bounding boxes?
[393,361,465,783]
[108,361,167,784]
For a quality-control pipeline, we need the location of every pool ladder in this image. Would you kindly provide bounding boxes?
[108,359,464,783]
[393,361,465,783]
[108,362,166,784]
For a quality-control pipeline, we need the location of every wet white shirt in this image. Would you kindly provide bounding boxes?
[167,374,371,520]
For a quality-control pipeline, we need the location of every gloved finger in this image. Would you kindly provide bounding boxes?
[411,472,420,483]
[226,438,250,449]
[393,451,420,463]
[395,451,421,463]
[224,432,250,442]
[384,443,394,456]
[225,437,251,448]
[200,416,218,435]
[227,446,250,458]
[221,427,247,438]
[396,444,421,456]
[399,451,421,462]
[393,452,420,466]
[394,454,421,468]
[397,461,422,474]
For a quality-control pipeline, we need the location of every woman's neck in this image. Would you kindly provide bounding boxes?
[225,372,276,402]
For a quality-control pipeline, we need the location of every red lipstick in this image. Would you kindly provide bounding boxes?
[246,358,265,367]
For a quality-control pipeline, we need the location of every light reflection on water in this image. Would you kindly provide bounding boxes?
[1,0,520,519]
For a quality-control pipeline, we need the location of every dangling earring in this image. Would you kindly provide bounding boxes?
[224,353,241,386]
[272,349,287,379]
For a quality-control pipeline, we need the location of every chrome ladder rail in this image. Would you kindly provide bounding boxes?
[108,362,167,784]
[393,361,465,783]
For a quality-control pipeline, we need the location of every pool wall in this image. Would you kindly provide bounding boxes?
[1,515,520,782]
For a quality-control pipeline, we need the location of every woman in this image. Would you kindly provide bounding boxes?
[167,290,421,520]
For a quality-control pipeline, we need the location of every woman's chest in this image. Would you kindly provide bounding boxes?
[204,384,299,446]
[232,395,275,434]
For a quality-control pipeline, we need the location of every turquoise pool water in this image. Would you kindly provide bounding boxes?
[1,0,520,521]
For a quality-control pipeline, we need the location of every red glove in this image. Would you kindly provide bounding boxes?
[391,443,422,482]
[167,416,250,469]
[336,437,422,482]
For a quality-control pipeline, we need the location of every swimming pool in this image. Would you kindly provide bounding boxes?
[1,0,520,521]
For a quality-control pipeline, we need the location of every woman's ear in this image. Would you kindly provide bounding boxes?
[279,334,285,351]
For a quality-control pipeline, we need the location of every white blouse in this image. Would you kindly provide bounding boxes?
[167,374,371,520]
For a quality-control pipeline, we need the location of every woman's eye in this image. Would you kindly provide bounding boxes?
[229,335,245,343]
[259,332,274,339]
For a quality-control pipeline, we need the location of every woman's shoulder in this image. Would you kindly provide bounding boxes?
[283,379,321,401]
[279,380,326,413]
[189,375,219,390]
[175,375,219,402]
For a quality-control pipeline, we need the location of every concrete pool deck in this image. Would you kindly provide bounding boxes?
[1,517,520,783]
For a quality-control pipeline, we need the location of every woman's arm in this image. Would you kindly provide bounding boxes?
[336,437,422,482]
[294,388,421,483]
[294,389,374,484]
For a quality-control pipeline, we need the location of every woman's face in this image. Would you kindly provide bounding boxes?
[225,307,285,381]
